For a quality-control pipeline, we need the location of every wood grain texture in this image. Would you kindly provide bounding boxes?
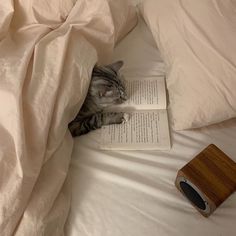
[175,144,236,217]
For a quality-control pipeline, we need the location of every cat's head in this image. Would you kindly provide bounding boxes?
[89,60,127,108]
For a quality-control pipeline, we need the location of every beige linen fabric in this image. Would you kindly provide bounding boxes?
[140,0,236,129]
[0,0,137,235]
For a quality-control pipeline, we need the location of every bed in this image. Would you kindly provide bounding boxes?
[66,3,236,236]
[0,0,235,235]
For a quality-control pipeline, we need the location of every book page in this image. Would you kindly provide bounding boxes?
[100,110,171,150]
[117,76,166,110]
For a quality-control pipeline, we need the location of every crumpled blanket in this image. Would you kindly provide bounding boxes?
[0,0,137,235]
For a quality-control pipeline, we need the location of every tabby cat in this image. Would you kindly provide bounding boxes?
[69,61,129,137]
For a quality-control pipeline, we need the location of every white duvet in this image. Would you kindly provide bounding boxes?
[0,1,137,235]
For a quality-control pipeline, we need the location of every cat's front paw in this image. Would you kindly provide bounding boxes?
[121,113,130,124]
[102,112,130,125]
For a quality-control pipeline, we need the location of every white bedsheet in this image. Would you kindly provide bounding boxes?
[66,16,236,236]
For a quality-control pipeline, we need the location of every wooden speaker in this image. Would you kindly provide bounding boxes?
[175,144,236,217]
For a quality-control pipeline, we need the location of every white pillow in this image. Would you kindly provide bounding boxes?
[140,0,236,130]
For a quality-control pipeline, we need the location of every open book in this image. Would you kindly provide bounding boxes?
[100,76,171,150]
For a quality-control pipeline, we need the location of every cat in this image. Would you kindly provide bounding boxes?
[69,60,129,137]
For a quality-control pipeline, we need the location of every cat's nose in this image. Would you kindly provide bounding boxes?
[116,95,127,104]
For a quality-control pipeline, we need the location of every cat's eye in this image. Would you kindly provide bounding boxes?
[104,91,113,97]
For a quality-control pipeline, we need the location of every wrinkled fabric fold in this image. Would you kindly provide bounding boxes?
[0,0,137,235]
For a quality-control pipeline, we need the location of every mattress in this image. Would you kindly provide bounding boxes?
[65,16,236,236]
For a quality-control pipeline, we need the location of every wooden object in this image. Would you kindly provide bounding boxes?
[175,144,236,217]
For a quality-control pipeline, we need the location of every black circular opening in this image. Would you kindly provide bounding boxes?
[180,181,206,210]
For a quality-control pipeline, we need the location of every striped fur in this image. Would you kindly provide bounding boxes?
[69,61,128,137]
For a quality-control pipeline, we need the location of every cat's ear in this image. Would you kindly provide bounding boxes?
[107,60,124,72]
